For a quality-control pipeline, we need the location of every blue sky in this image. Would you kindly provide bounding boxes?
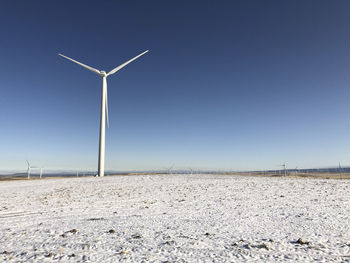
[0,0,349,171]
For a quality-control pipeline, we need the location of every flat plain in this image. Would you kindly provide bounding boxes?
[0,174,349,262]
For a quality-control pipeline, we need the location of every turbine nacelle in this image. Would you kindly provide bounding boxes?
[99,70,107,77]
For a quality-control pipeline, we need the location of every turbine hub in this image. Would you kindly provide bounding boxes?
[100,70,107,77]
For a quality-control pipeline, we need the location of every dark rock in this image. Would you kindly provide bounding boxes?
[296,238,310,245]
[256,243,269,250]
[108,229,115,234]
[87,218,105,221]
[131,234,142,239]
[162,240,176,246]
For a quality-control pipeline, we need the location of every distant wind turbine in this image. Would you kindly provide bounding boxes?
[279,163,287,176]
[339,162,342,179]
[166,164,174,175]
[26,160,31,179]
[26,160,37,179]
[59,50,149,177]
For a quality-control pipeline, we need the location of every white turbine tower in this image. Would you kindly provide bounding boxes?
[59,50,149,177]
[280,163,287,176]
[26,160,38,179]
[26,160,31,179]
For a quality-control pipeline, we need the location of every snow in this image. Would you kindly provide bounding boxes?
[0,174,349,262]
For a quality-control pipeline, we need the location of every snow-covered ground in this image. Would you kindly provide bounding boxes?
[0,174,349,262]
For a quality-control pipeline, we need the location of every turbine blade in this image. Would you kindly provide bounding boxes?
[105,83,109,128]
[107,50,149,76]
[58,53,101,75]
[26,160,30,166]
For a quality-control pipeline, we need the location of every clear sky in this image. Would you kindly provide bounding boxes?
[0,0,349,172]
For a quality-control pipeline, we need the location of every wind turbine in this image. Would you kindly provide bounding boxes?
[165,164,174,175]
[59,50,149,177]
[26,160,31,179]
[279,163,287,176]
[26,160,37,179]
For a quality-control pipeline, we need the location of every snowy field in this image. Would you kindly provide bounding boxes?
[0,174,349,262]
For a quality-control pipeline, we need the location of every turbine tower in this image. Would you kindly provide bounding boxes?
[26,160,31,179]
[26,160,37,179]
[279,163,287,176]
[59,50,149,177]
[339,162,342,179]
